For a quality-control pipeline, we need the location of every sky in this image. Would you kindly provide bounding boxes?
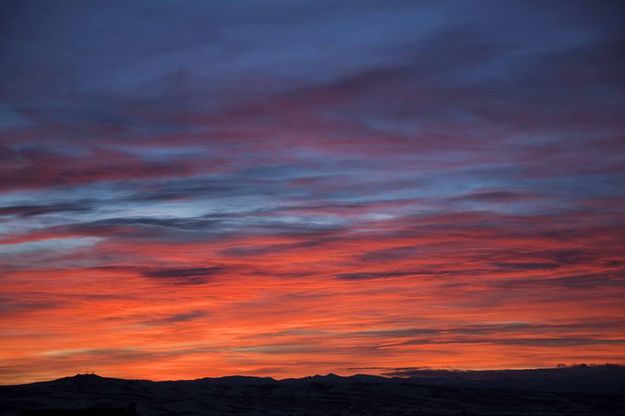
[1,0,624,384]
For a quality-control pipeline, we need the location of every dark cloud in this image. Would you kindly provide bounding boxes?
[0,202,91,217]
[449,191,534,203]
[350,321,625,340]
[222,237,336,257]
[335,269,453,280]
[141,267,225,285]
[493,337,625,347]
[360,246,420,263]
[495,271,625,290]
[69,217,221,232]
[146,310,210,325]
[0,148,195,191]
[491,262,561,271]
[0,296,63,315]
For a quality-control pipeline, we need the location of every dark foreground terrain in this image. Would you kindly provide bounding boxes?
[1,366,625,415]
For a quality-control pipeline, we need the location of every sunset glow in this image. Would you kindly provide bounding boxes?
[1,1,624,385]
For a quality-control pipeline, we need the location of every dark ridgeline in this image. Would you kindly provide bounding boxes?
[1,368,625,415]
[383,364,625,395]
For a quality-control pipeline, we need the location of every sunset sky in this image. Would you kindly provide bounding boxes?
[1,1,624,384]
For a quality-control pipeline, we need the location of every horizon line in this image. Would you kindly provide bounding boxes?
[5,363,623,387]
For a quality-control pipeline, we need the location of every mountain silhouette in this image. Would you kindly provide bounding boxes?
[2,366,625,415]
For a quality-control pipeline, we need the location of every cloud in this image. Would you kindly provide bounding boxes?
[335,269,449,280]
[0,296,63,315]
[141,267,226,285]
[448,191,535,203]
[0,202,92,217]
[490,262,561,271]
[0,148,197,192]
[145,310,210,325]
[495,271,625,290]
